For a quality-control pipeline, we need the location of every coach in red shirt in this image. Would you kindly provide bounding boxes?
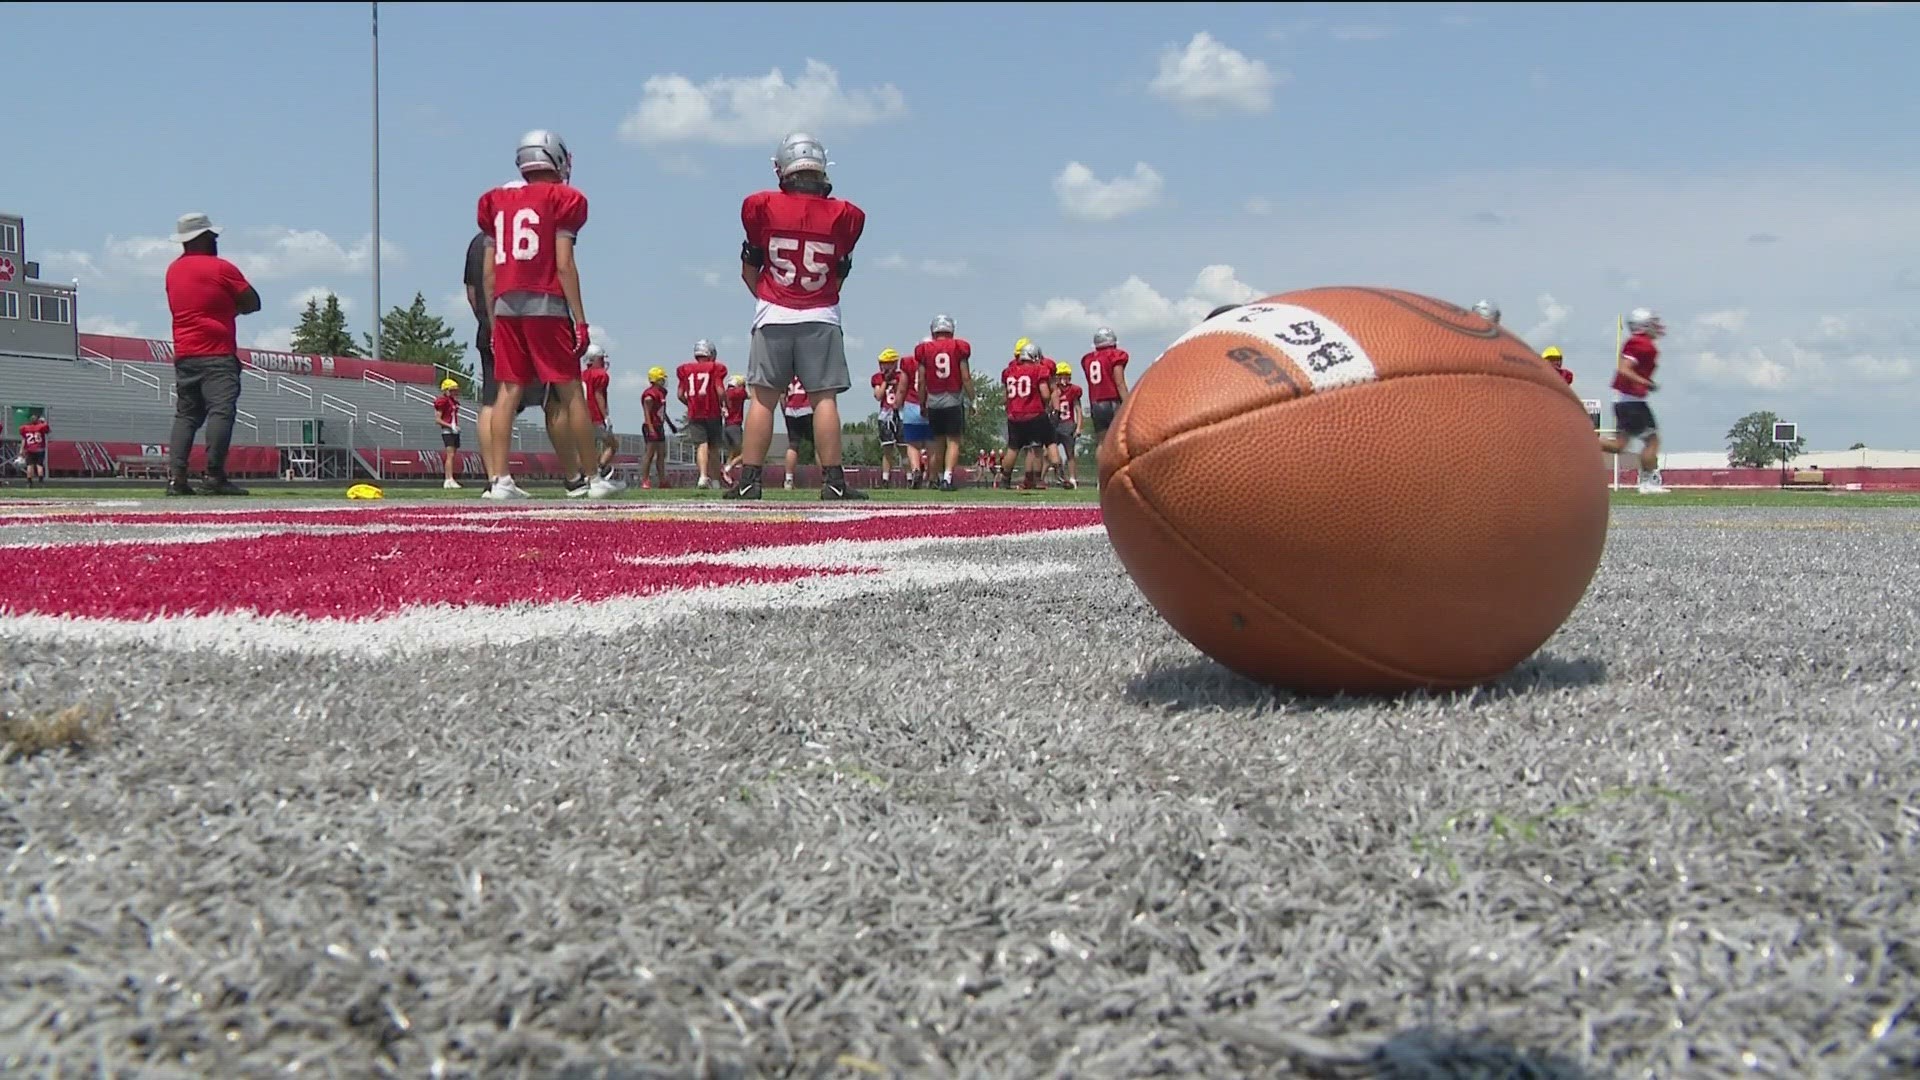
[163,213,261,496]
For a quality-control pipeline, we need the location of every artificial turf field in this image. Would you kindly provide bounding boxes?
[1,486,1915,1079]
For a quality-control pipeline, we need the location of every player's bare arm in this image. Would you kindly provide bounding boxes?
[555,234,585,329]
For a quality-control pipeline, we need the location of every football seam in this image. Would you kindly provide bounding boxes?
[1122,367,1585,462]
[1109,467,1474,690]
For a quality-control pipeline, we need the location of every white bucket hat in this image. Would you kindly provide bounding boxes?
[170,212,221,243]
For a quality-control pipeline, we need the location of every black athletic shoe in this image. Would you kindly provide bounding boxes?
[937,477,956,492]
[167,477,198,497]
[723,477,764,500]
[821,479,869,501]
[199,476,249,496]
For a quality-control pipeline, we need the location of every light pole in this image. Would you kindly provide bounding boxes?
[370,1,382,363]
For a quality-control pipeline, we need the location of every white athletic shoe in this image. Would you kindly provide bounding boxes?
[483,476,531,501]
[589,474,626,499]
[783,477,795,490]
[443,478,462,490]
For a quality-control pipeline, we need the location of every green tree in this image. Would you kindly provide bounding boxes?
[1725,410,1805,467]
[839,418,879,466]
[1849,442,1867,450]
[289,293,362,357]
[363,291,473,389]
[964,378,1007,457]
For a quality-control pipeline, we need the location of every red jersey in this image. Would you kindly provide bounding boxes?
[898,353,922,406]
[916,336,972,398]
[678,359,728,421]
[1557,366,1574,386]
[476,180,588,300]
[165,253,254,359]
[740,190,865,317]
[784,376,811,413]
[1002,360,1054,421]
[1081,346,1130,403]
[432,393,459,429]
[1611,334,1658,398]
[584,366,611,424]
[872,369,903,411]
[19,419,49,452]
[1055,382,1083,427]
[723,385,747,426]
[642,384,668,435]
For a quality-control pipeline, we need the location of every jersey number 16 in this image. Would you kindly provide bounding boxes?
[493,209,541,264]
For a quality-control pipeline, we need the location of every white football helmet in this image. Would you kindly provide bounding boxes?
[930,314,955,336]
[517,130,572,181]
[693,339,717,358]
[1093,327,1117,348]
[1472,299,1501,324]
[773,132,831,181]
[583,343,606,364]
[1628,307,1666,337]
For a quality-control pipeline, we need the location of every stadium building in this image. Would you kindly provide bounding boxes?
[0,210,708,485]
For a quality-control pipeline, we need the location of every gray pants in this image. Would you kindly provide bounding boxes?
[747,322,849,394]
[170,355,242,474]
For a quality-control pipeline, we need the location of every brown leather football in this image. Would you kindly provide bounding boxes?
[1099,286,1609,695]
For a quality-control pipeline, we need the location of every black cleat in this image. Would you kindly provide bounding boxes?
[820,479,869,501]
[167,478,198,497]
[723,478,764,500]
[937,477,956,492]
[199,476,250,496]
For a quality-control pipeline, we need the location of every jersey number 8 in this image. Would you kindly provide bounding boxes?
[493,209,541,264]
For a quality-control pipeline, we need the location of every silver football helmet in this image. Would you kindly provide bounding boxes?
[1627,307,1666,338]
[773,132,831,180]
[1093,327,1117,348]
[693,339,716,358]
[930,313,955,336]
[1018,341,1044,363]
[583,343,606,364]
[1472,299,1500,324]
[516,130,572,181]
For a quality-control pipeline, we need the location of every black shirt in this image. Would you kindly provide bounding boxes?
[463,231,489,345]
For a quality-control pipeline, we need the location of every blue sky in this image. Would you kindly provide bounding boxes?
[12,1,1920,448]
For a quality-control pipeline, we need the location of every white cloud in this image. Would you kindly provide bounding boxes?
[1695,348,1791,390]
[79,315,145,337]
[1053,162,1165,222]
[1330,25,1397,40]
[289,286,352,315]
[248,326,296,352]
[1024,264,1260,340]
[618,60,906,146]
[1522,293,1572,343]
[46,228,401,293]
[1696,309,1751,334]
[695,269,728,287]
[1245,197,1274,217]
[873,253,968,278]
[1149,32,1279,114]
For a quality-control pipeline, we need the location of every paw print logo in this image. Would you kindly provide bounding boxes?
[0,257,15,283]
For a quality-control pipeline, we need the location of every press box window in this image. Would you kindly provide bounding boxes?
[0,291,18,319]
[28,293,70,324]
[0,223,18,254]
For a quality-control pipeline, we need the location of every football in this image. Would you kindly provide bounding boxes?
[1098,286,1610,695]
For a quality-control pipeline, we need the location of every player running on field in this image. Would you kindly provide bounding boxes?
[726,130,868,501]
[1081,327,1129,456]
[476,129,619,500]
[1052,361,1083,489]
[1599,307,1668,495]
[583,343,619,482]
[721,373,749,485]
[872,348,906,486]
[781,374,815,490]
[639,365,676,489]
[913,314,972,492]
[1542,345,1574,386]
[431,378,463,488]
[678,340,729,490]
[1000,341,1057,491]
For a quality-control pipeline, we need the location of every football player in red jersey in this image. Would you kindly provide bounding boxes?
[582,343,623,487]
[914,314,972,492]
[727,131,868,501]
[431,378,463,489]
[1000,341,1058,491]
[721,373,749,485]
[477,130,614,501]
[871,348,906,486]
[639,365,676,489]
[1542,346,1575,386]
[1051,361,1083,490]
[677,339,729,490]
[1599,307,1668,494]
[780,374,815,490]
[1081,326,1130,450]
[898,336,931,488]
[18,412,50,488]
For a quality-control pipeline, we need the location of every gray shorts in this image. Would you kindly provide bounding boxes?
[724,424,743,449]
[748,322,849,395]
[686,418,725,447]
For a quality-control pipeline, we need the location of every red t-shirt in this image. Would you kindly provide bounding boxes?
[678,360,727,421]
[740,190,865,312]
[642,384,668,435]
[432,393,459,428]
[1081,346,1129,403]
[916,336,972,398]
[784,376,811,413]
[583,366,611,424]
[165,253,254,358]
[476,180,588,300]
[20,418,50,452]
[1612,334,1658,398]
[1002,361,1053,421]
[723,385,747,426]
[1055,382,1083,427]
[872,369,903,410]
